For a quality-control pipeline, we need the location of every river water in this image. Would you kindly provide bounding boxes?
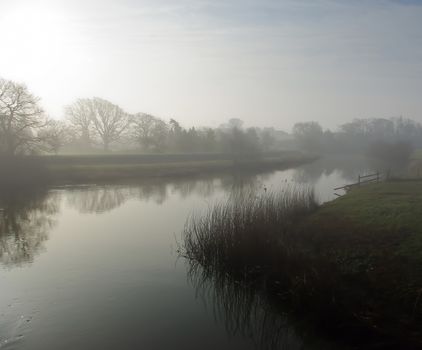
[0,157,378,350]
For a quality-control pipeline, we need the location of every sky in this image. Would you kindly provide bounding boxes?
[1,0,422,131]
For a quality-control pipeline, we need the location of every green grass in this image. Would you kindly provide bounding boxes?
[308,181,422,263]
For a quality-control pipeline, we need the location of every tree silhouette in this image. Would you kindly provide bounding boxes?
[0,77,49,155]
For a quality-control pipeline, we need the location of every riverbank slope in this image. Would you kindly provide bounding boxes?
[303,180,422,345]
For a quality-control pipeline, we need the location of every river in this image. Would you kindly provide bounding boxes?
[0,156,379,349]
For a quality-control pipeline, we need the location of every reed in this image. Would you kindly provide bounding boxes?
[182,186,317,276]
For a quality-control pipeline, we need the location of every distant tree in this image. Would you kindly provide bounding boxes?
[220,126,260,158]
[0,78,49,155]
[227,127,244,155]
[391,117,422,147]
[168,119,184,152]
[132,113,155,150]
[292,121,324,152]
[244,127,261,154]
[260,128,276,152]
[89,98,130,151]
[132,113,168,152]
[169,119,182,134]
[367,140,414,164]
[66,98,130,151]
[37,119,70,154]
[202,128,217,152]
[337,117,422,154]
[227,118,244,130]
[178,127,200,152]
[65,98,93,147]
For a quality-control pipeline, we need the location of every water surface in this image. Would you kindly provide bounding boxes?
[0,157,377,349]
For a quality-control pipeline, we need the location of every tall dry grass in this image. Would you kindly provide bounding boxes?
[182,186,317,275]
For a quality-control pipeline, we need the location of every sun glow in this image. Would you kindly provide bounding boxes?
[0,4,92,116]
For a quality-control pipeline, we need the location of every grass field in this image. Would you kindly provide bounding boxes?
[308,181,422,262]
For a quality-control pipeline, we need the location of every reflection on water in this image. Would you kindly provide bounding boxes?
[187,259,345,350]
[65,173,275,214]
[62,156,382,215]
[0,156,384,349]
[187,263,309,350]
[0,191,59,267]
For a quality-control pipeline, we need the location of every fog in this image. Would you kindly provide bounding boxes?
[1,0,422,130]
[2,2,422,349]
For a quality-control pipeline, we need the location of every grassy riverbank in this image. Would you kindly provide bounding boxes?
[181,181,422,348]
[305,181,422,341]
[0,151,316,187]
[308,180,422,265]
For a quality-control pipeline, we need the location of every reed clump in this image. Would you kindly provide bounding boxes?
[183,187,317,277]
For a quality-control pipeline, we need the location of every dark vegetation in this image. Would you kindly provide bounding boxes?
[293,118,421,164]
[181,183,422,349]
[183,187,317,276]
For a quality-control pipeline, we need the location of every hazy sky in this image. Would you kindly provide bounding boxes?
[1,0,422,130]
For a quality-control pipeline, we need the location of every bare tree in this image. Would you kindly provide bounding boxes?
[37,119,70,154]
[132,113,168,152]
[0,78,48,155]
[89,98,131,151]
[65,98,94,147]
[292,121,324,152]
[66,97,130,151]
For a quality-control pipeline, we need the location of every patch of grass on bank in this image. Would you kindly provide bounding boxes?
[308,181,422,263]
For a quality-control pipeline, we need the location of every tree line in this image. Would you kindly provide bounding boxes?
[1,76,421,159]
[0,77,282,156]
[65,99,279,155]
[292,118,422,162]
